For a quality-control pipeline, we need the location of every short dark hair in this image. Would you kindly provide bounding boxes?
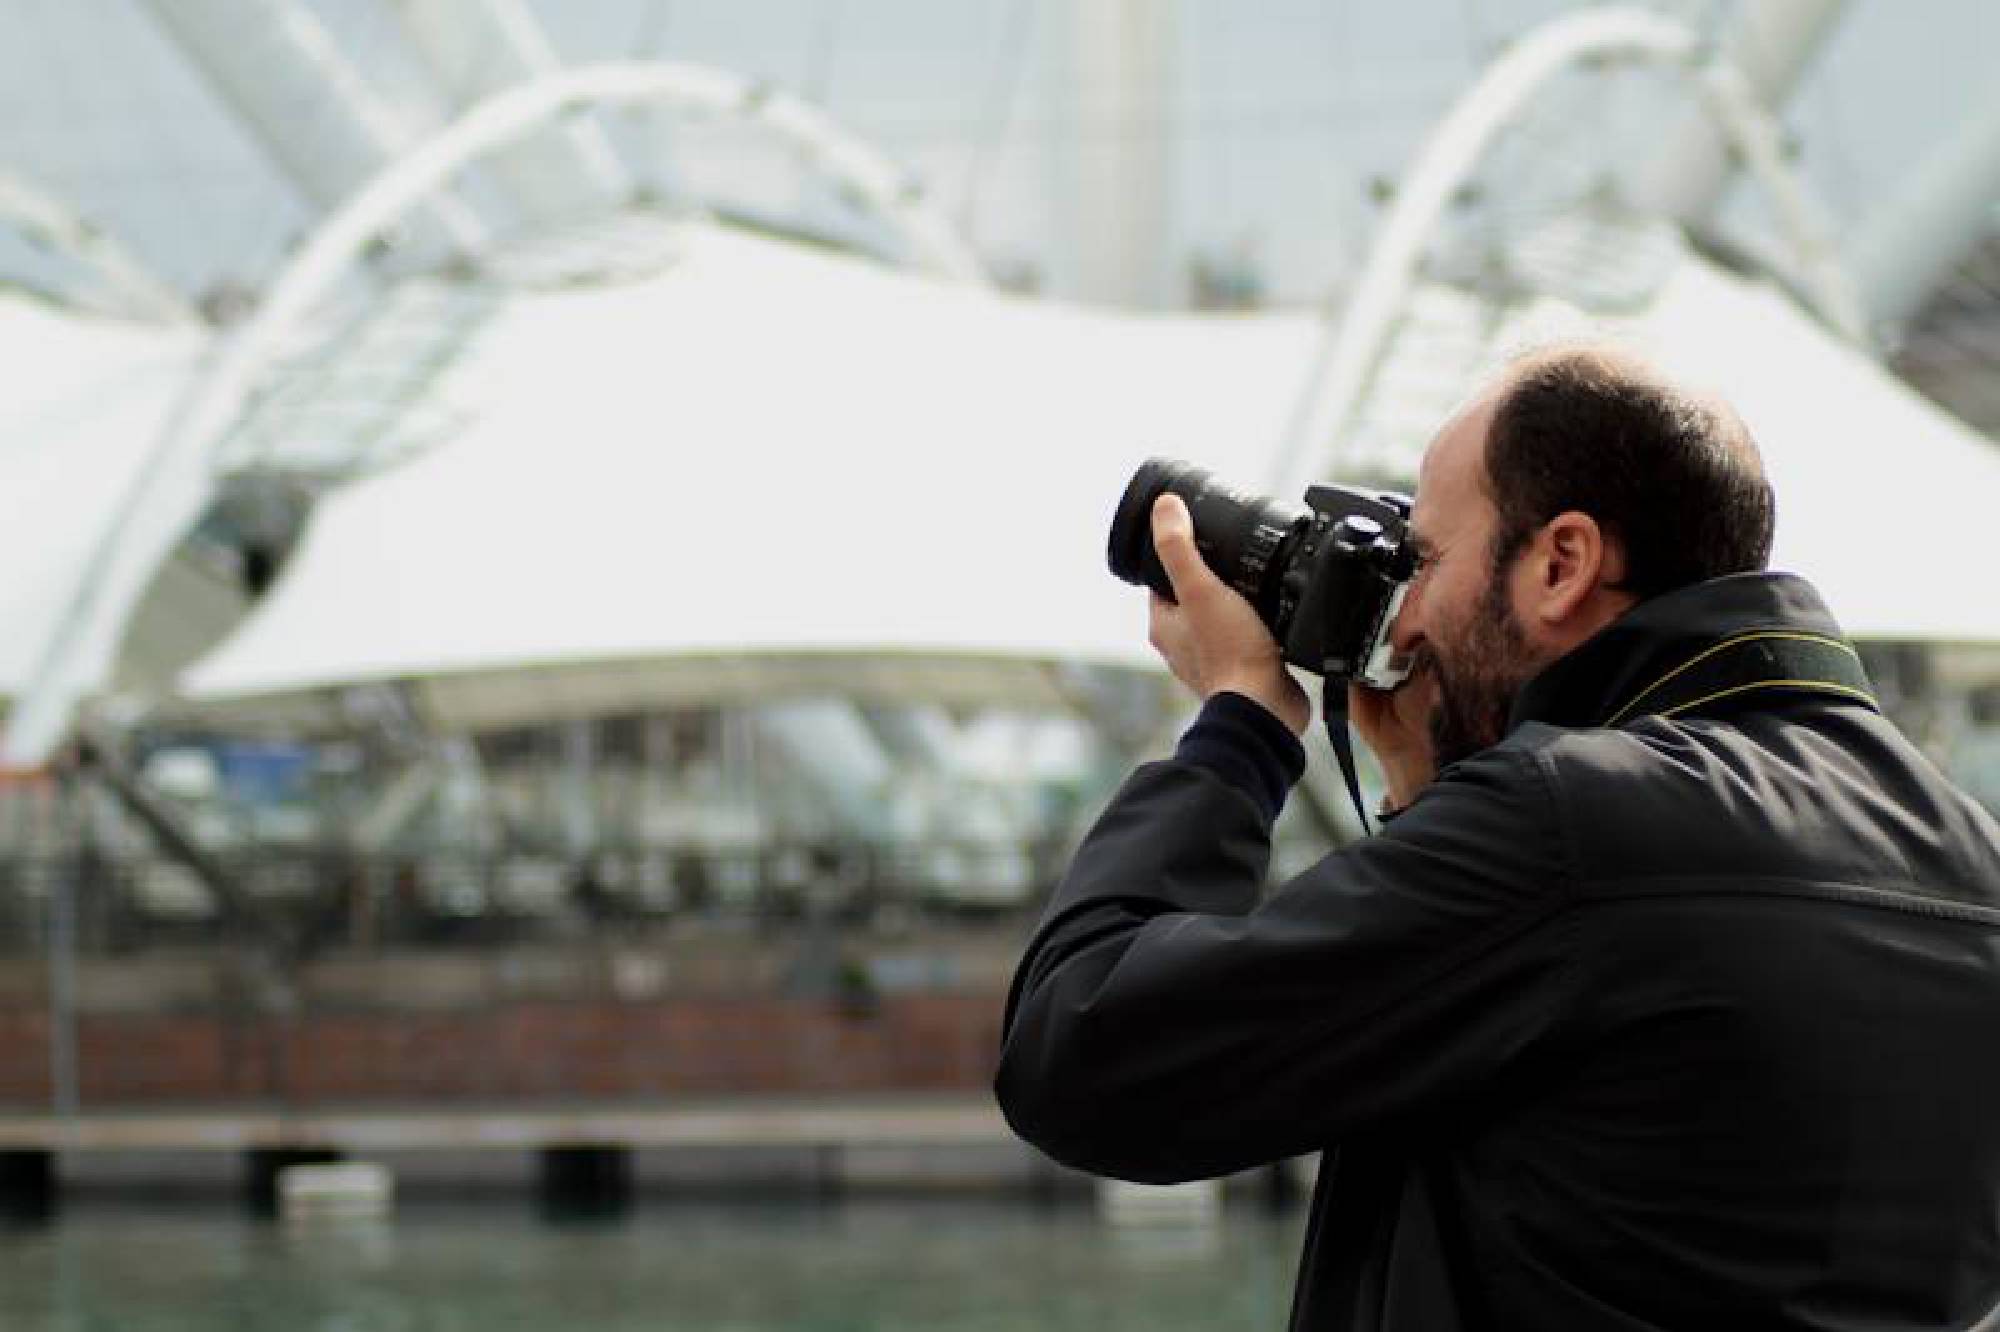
[1482,346,1775,598]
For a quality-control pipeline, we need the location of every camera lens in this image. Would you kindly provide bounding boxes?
[1107,459,1307,620]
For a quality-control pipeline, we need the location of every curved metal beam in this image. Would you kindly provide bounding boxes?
[0,171,193,323]
[1271,7,1865,499]
[1635,0,1850,225]
[0,60,985,768]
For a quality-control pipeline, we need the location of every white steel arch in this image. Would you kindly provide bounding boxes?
[1271,7,1867,499]
[0,171,194,324]
[1,60,986,768]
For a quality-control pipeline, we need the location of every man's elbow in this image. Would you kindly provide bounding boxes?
[992,1024,1202,1186]
[992,1040,1089,1167]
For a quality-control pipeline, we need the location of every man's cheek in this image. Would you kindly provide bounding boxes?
[1398,660,1445,728]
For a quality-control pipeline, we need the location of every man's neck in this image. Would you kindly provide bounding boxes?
[1504,573,1871,732]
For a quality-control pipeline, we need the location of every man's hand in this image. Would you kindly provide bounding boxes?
[1147,494,1310,736]
[1349,670,1438,812]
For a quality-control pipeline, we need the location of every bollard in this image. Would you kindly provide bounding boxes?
[538,1144,633,1219]
[0,1150,55,1224]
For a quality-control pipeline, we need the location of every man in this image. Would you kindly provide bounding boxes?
[995,344,2000,1330]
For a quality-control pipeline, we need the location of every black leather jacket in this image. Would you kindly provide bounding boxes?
[997,574,2000,1330]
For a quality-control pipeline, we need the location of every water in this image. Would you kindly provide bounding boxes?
[0,1201,1304,1331]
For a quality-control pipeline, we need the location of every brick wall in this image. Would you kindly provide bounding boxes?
[0,992,1006,1107]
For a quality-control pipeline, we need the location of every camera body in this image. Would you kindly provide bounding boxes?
[1108,459,1416,690]
[1283,484,1417,688]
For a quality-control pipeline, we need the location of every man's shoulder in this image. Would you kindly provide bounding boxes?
[1498,710,1790,813]
[1457,719,1668,827]
[1480,715,1788,888]
[1494,712,1784,790]
[1496,708,2000,904]
[1494,717,1682,779]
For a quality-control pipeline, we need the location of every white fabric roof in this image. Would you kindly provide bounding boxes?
[0,296,203,699]
[179,225,1318,728]
[1343,251,2000,644]
[15,221,2000,736]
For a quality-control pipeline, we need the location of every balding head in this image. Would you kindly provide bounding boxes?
[1479,342,1774,598]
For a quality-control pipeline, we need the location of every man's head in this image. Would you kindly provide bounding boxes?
[1395,343,1774,767]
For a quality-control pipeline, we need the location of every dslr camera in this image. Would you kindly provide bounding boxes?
[1107,459,1417,690]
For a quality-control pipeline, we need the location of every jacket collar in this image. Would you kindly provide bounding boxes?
[1506,572,1878,732]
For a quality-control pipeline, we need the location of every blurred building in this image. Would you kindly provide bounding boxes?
[0,1,1998,1198]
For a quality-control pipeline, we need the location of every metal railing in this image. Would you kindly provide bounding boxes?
[0,835,1076,959]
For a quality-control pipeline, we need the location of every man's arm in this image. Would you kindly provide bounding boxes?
[994,724,1575,1185]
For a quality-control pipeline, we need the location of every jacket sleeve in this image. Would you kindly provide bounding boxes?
[994,740,1576,1184]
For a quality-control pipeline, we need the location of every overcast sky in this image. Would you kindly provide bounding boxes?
[0,0,1994,310]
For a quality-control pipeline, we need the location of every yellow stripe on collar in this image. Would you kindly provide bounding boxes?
[1604,631,1866,728]
[1654,678,1879,721]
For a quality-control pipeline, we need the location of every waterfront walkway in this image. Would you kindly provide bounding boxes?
[0,1094,1009,1152]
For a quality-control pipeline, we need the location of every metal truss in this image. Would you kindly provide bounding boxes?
[1270,6,1867,501]
[1,60,985,769]
[0,171,193,324]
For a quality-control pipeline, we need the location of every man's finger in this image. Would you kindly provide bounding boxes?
[1151,494,1210,601]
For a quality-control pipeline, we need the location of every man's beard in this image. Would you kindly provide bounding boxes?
[1421,570,1536,771]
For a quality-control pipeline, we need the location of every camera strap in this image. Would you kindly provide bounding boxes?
[1601,629,1876,728]
[1320,680,1373,837]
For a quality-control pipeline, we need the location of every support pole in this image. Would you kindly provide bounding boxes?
[1633,0,1849,225]
[1052,0,1176,308]
[139,0,485,253]
[48,769,81,1135]
[1847,80,2000,331]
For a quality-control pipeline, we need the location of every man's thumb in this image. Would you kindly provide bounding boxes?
[1151,494,1207,600]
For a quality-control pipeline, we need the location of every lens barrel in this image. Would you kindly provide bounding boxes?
[1107,459,1307,623]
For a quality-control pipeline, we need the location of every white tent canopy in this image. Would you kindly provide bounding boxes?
[1331,248,2000,645]
[0,296,205,704]
[11,221,1999,740]
[178,224,1320,731]
[176,225,2000,733]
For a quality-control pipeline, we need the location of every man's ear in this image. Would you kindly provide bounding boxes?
[1523,511,1624,627]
